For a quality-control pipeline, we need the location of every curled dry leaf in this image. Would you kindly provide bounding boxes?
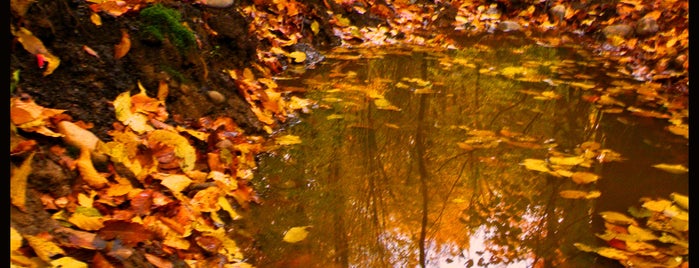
[114,29,131,60]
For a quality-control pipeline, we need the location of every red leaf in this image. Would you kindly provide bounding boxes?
[607,238,626,250]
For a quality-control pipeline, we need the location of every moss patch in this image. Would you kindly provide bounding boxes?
[140,4,197,52]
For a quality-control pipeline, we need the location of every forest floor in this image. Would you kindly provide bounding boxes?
[9,0,688,266]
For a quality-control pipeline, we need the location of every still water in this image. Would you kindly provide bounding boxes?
[237,36,688,267]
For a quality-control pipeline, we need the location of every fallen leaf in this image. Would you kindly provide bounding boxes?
[12,26,61,76]
[571,172,601,184]
[147,129,197,172]
[599,211,638,226]
[76,148,109,189]
[670,193,688,210]
[114,29,130,59]
[24,234,66,262]
[283,226,312,243]
[275,135,302,145]
[11,152,34,212]
[98,220,154,247]
[521,158,551,172]
[11,227,23,252]
[289,51,307,63]
[50,257,88,268]
[652,163,688,174]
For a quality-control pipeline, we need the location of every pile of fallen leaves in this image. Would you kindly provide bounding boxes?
[10,83,308,267]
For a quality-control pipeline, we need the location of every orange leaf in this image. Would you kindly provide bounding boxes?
[98,220,154,247]
[114,29,131,60]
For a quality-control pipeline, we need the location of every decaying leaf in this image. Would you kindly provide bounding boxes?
[283,226,312,243]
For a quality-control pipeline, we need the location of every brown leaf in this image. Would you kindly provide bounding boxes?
[98,220,154,247]
[130,189,154,216]
[54,227,107,250]
[114,29,131,60]
[92,252,116,268]
[144,253,174,268]
[195,236,222,253]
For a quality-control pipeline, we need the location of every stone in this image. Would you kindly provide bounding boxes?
[497,21,522,32]
[201,0,234,8]
[636,17,659,36]
[602,24,634,38]
[549,4,566,22]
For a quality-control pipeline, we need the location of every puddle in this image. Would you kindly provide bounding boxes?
[236,37,688,268]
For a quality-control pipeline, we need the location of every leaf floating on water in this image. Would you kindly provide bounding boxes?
[283,226,311,243]
[571,172,600,184]
[627,225,658,241]
[666,124,688,139]
[652,163,688,174]
[596,247,629,261]
[641,199,672,212]
[521,159,551,173]
[326,114,344,120]
[548,156,585,166]
[599,211,638,226]
[559,190,600,199]
[275,135,302,145]
[670,193,688,210]
[374,98,402,111]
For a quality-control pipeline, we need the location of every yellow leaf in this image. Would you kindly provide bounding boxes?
[90,12,102,26]
[596,247,629,261]
[311,20,320,34]
[76,148,109,189]
[176,126,209,141]
[559,190,600,199]
[106,175,134,196]
[548,156,584,166]
[521,158,551,172]
[191,187,222,212]
[670,193,688,210]
[283,226,311,243]
[642,199,672,212]
[571,172,600,184]
[652,163,688,174]
[627,225,658,241]
[218,196,241,220]
[599,211,638,226]
[68,213,104,231]
[11,227,23,251]
[667,124,688,139]
[12,26,60,76]
[275,135,302,145]
[374,98,401,111]
[24,234,65,262]
[77,191,96,208]
[160,174,193,193]
[147,129,197,172]
[11,152,33,211]
[289,51,306,63]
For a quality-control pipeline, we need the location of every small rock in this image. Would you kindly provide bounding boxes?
[636,17,659,36]
[602,24,634,38]
[497,21,522,32]
[206,90,226,104]
[201,0,234,8]
[549,5,566,22]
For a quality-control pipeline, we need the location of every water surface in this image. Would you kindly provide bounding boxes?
[238,36,688,268]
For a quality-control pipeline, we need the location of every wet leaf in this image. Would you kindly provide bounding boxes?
[374,98,402,111]
[627,225,658,241]
[219,196,241,220]
[670,193,688,210]
[666,124,688,139]
[599,211,638,226]
[571,172,600,184]
[559,190,601,199]
[548,156,585,166]
[596,247,629,261]
[652,163,688,174]
[642,199,672,212]
[283,226,311,243]
[521,158,551,172]
[275,135,302,145]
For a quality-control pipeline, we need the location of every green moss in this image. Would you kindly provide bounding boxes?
[140,4,197,52]
[160,65,188,83]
